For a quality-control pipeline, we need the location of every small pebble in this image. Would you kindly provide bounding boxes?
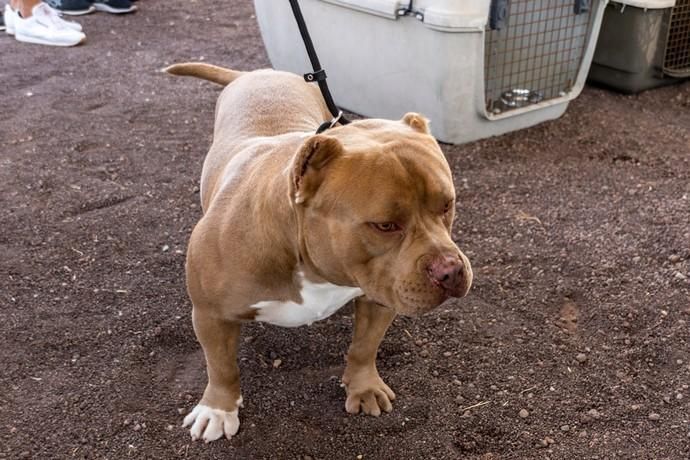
[669,254,680,263]
[519,409,529,418]
[272,359,282,368]
[676,393,683,400]
[545,436,555,445]
[133,424,141,431]
[560,424,570,432]
[162,244,170,252]
[675,271,687,280]
[631,404,641,410]
[648,412,660,421]
[166,425,174,431]
[443,351,452,357]
[587,408,600,418]
[419,349,429,358]
[575,353,588,363]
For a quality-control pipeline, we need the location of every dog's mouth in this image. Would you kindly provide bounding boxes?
[390,282,450,316]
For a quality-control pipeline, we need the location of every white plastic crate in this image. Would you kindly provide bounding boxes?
[254,0,608,144]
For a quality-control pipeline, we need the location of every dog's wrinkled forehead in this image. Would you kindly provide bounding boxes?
[319,128,455,216]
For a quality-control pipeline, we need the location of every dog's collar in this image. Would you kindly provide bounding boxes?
[316,110,344,134]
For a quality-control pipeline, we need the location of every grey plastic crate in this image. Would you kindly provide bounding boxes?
[589,0,689,93]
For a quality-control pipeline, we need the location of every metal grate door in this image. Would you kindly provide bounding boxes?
[663,0,690,78]
[485,0,595,115]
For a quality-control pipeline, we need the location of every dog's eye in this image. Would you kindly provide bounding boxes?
[370,222,401,233]
[443,201,453,214]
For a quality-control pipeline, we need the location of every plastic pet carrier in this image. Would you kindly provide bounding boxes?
[589,0,690,93]
[254,0,608,144]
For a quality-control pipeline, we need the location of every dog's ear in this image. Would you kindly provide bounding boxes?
[402,112,430,134]
[290,134,344,205]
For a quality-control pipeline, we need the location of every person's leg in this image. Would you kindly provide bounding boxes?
[8,0,85,46]
[11,0,40,18]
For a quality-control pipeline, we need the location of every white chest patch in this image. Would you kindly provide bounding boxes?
[250,273,363,327]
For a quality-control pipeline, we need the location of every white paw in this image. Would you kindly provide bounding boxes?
[182,397,242,442]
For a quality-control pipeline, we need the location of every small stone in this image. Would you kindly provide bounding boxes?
[675,271,687,280]
[575,353,588,363]
[166,424,174,431]
[676,393,683,400]
[587,408,600,418]
[419,349,429,358]
[415,339,423,347]
[19,452,30,459]
[536,439,548,448]
[545,436,555,445]
[443,351,452,357]
[560,425,570,432]
[272,359,282,368]
[133,423,141,431]
[356,456,363,460]
[453,379,462,386]
[162,244,170,252]
[669,254,681,263]
[677,359,684,365]
[632,256,641,263]
[648,412,660,421]
[519,409,529,418]
[177,408,186,415]
[630,404,641,410]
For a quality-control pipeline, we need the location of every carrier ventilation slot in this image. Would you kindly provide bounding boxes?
[663,0,690,78]
[485,0,595,114]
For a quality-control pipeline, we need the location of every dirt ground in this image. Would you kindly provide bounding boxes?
[2,0,690,458]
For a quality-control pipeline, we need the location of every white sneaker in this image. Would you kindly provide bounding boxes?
[13,3,85,46]
[4,3,83,35]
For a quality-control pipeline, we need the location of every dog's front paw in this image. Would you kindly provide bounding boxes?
[182,397,242,442]
[343,372,396,417]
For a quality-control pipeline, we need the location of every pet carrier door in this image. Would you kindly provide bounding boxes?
[663,0,690,77]
[484,0,596,115]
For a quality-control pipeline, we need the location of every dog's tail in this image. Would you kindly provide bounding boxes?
[163,62,244,86]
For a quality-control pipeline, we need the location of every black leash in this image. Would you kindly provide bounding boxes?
[288,0,350,133]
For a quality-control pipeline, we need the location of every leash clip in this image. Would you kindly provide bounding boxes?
[304,69,327,82]
[316,110,343,134]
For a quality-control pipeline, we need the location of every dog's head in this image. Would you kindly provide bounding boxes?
[289,113,472,315]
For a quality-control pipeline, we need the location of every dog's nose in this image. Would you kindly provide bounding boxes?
[427,255,464,294]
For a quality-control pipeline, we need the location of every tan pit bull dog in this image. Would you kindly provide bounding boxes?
[165,62,473,443]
